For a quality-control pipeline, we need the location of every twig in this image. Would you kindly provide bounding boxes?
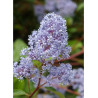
[34,0,43,5]
[70,62,82,66]
[52,84,80,96]
[27,78,31,95]
[63,87,80,96]
[40,82,80,96]
[29,64,43,98]
[39,80,80,96]
[39,82,47,87]
[54,49,84,63]
[29,78,41,98]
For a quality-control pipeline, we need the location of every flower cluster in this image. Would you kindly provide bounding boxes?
[28,13,71,63]
[41,63,73,87]
[34,5,45,22]
[13,57,39,80]
[34,0,77,22]
[71,68,84,98]
[13,13,72,90]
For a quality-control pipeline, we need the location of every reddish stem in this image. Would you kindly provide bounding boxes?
[29,78,41,98]
[54,49,84,63]
[29,64,42,98]
[64,88,80,96]
[27,78,31,95]
[70,62,82,66]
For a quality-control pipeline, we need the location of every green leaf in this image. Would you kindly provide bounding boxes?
[68,28,77,33]
[77,59,84,64]
[65,90,77,98]
[43,69,50,77]
[25,0,35,3]
[13,78,35,94]
[24,79,35,93]
[46,87,65,98]
[77,2,84,11]
[14,24,23,30]
[13,96,28,98]
[66,17,73,26]
[68,40,77,47]
[68,40,82,53]
[13,77,25,90]
[13,89,29,96]
[13,39,27,62]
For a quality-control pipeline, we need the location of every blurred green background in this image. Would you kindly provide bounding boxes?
[13,0,84,98]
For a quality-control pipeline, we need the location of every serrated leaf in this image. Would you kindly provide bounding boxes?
[13,89,29,96]
[46,87,65,98]
[13,39,27,62]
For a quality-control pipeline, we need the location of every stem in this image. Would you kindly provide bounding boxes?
[34,0,43,5]
[27,78,31,95]
[70,62,82,66]
[65,88,80,96]
[40,80,80,96]
[39,82,47,87]
[56,85,80,96]
[54,49,84,63]
[29,64,42,98]
[29,80,40,98]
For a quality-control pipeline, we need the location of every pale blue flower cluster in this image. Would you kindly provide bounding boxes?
[34,0,77,22]
[45,0,77,17]
[41,63,73,87]
[13,57,39,80]
[71,68,84,98]
[28,13,71,63]
[13,13,73,88]
[34,5,45,22]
